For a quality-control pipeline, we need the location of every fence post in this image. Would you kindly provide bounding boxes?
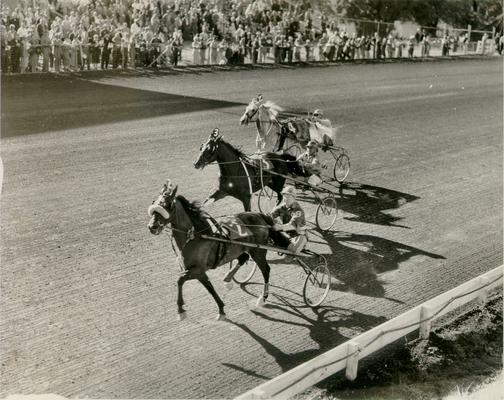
[477,277,491,306]
[345,342,360,381]
[419,305,433,339]
[467,24,472,53]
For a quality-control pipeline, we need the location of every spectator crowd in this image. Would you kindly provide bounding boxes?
[0,0,500,74]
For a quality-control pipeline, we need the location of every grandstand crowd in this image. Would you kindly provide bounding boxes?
[1,0,501,73]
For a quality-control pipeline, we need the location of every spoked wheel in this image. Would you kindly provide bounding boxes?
[315,195,338,231]
[228,259,257,284]
[301,256,331,307]
[258,186,278,214]
[333,153,350,183]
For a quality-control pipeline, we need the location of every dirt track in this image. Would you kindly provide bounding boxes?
[1,58,502,399]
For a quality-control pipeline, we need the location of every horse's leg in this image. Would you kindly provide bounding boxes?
[177,273,190,320]
[203,189,228,207]
[270,175,285,205]
[250,249,270,307]
[198,272,226,321]
[223,253,250,283]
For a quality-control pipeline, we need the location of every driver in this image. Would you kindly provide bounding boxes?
[296,139,322,186]
[270,185,308,255]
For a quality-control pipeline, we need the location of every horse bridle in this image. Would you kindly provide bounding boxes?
[244,102,262,123]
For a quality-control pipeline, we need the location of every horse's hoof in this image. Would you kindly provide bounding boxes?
[224,281,233,290]
[216,314,227,322]
[255,297,266,308]
[177,312,187,321]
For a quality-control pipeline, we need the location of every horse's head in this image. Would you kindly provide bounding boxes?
[147,179,178,235]
[194,128,222,170]
[240,94,263,125]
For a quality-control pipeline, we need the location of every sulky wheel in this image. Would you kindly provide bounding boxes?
[302,256,331,307]
[333,153,350,183]
[315,195,338,231]
[258,186,278,214]
[229,259,257,284]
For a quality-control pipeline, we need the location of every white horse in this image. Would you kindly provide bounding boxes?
[239,94,336,157]
[239,95,304,157]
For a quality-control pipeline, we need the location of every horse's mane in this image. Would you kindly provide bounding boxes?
[175,195,212,233]
[219,138,247,159]
[262,100,284,119]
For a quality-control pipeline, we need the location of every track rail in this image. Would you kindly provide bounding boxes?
[235,265,503,400]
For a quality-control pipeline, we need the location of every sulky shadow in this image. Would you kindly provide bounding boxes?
[1,73,243,137]
[223,302,386,375]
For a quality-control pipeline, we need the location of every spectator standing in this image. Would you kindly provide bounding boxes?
[102,30,112,69]
[250,33,259,63]
[258,31,268,63]
[7,24,20,73]
[441,35,450,56]
[324,30,336,61]
[79,26,90,70]
[408,35,415,57]
[420,35,427,57]
[293,32,303,61]
[199,29,208,64]
[111,29,122,68]
[208,33,218,65]
[238,34,246,63]
[386,35,394,58]
[1,21,7,72]
[150,32,163,67]
[424,35,431,56]
[171,29,183,66]
[480,33,488,54]
[304,38,311,61]
[317,32,327,61]
[365,35,372,58]
[90,33,100,69]
[192,33,201,64]
[396,37,404,58]
[494,33,501,55]
[273,33,281,63]
[69,33,79,71]
[52,31,63,72]
[121,31,129,69]
[17,22,30,73]
[354,35,362,59]
[40,28,51,72]
[28,28,40,73]
[217,37,228,64]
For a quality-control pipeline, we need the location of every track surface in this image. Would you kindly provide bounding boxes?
[1,59,502,399]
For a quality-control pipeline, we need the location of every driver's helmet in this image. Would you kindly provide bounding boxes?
[313,109,323,118]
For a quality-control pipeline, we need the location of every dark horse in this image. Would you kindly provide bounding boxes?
[193,129,297,211]
[148,180,281,320]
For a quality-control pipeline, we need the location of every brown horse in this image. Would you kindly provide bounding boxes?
[193,129,298,211]
[147,180,281,321]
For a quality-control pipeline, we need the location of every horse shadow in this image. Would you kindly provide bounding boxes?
[223,302,387,376]
[315,230,445,299]
[267,229,444,300]
[335,182,420,228]
[295,182,419,228]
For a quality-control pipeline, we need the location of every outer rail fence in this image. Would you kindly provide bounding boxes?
[1,36,497,74]
[235,265,503,400]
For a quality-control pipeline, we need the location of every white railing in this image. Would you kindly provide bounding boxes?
[236,265,503,400]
